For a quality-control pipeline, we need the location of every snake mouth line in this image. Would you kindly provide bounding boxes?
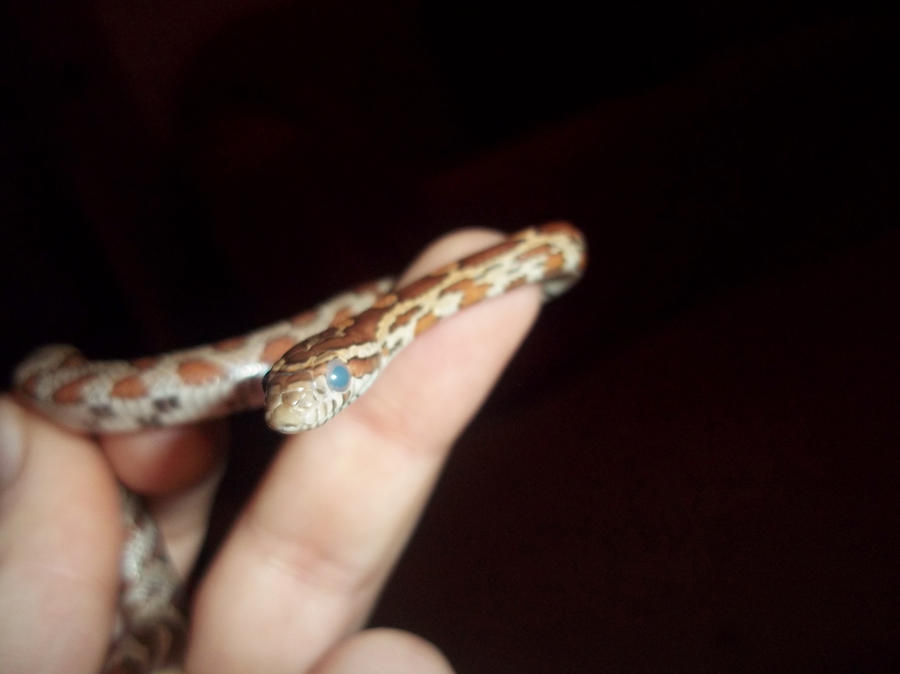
[264,373,345,432]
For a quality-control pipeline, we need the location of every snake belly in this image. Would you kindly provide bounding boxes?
[12,222,586,673]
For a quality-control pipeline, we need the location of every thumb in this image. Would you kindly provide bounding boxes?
[0,396,121,673]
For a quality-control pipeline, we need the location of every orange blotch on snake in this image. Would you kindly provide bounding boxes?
[354,279,387,294]
[111,375,148,399]
[261,336,296,364]
[518,244,565,275]
[60,353,87,368]
[20,374,40,398]
[291,310,316,326]
[505,276,528,291]
[348,354,380,376]
[328,306,354,328]
[539,220,580,236]
[443,278,491,307]
[297,309,382,354]
[53,374,96,404]
[372,293,399,309]
[390,307,419,330]
[177,360,223,385]
[517,243,553,260]
[397,276,443,302]
[543,253,565,273]
[414,312,438,335]
[213,336,247,351]
[132,357,158,370]
[459,239,518,267]
[431,261,459,276]
[539,221,587,270]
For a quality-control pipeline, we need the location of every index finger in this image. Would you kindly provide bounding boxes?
[186,229,543,673]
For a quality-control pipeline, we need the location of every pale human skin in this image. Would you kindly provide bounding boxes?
[0,229,543,674]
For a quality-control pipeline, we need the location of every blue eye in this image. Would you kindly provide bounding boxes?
[326,359,351,392]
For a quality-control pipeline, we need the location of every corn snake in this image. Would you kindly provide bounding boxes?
[12,222,586,672]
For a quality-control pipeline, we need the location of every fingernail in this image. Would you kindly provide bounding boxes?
[0,398,24,491]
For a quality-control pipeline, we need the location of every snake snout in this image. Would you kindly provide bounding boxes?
[263,367,346,433]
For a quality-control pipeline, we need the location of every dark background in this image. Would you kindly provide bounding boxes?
[2,2,898,672]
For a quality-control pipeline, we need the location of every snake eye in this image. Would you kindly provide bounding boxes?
[325,359,351,393]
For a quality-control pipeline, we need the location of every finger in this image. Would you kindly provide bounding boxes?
[187,229,541,673]
[0,396,120,674]
[99,421,228,575]
[101,420,226,497]
[311,628,454,674]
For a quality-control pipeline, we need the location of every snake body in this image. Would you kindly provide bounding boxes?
[12,222,586,672]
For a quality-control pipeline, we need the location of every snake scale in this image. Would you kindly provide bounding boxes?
[12,222,587,672]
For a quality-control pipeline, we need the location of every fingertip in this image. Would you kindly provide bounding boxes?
[397,228,505,287]
[351,227,543,450]
[312,629,454,674]
[101,419,227,495]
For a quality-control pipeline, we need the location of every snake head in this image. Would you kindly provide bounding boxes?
[263,352,382,433]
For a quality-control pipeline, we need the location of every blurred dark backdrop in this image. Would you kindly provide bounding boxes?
[1,2,898,672]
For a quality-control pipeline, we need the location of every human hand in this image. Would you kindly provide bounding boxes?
[0,229,543,673]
